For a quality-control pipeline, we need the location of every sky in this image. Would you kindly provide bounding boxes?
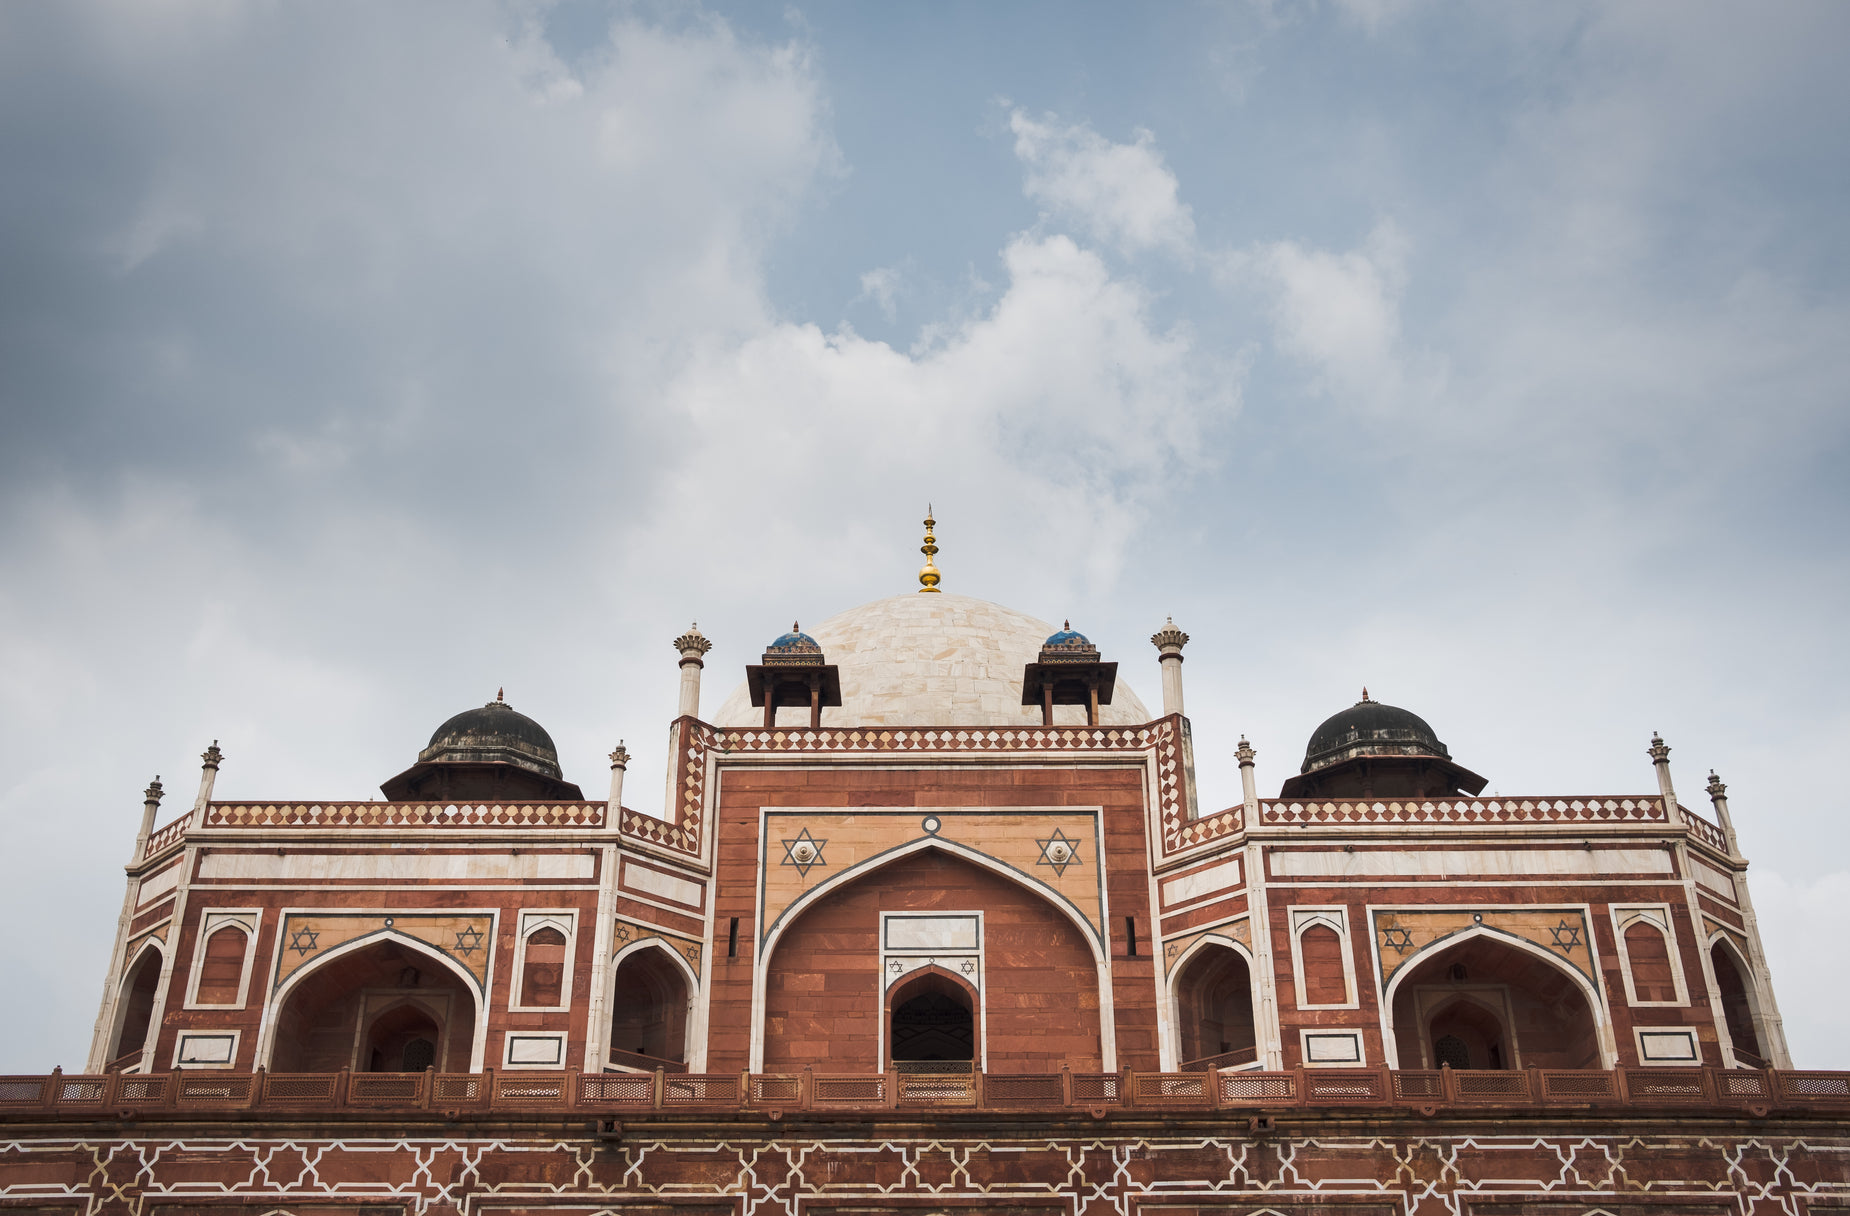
[1,0,1846,1071]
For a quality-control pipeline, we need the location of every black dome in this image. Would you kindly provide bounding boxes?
[1301,696,1449,775]
[420,694,563,779]
[1279,689,1486,800]
[380,690,583,802]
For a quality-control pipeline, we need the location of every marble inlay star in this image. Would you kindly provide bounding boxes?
[780,827,829,878]
[1035,828,1083,877]
[1382,925,1415,953]
[288,926,319,957]
[1550,919,1583,951]
[452,926,484,957]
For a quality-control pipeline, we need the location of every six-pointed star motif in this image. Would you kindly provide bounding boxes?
[1382,925,1415,953]
[452,926,484,956]
[1549,919,1583,950]
[1035,828,1084,876]
[288,926,319,957]
[780,827,828,877]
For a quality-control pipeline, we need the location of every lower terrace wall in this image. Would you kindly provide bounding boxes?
[2,1110,1847,1215]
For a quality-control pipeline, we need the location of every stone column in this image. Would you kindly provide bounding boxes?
[1655,734,1731,1069]
[1237,736,1258,814]
[1150,618,1189,718]
[1649,732,1681,825]
[1706,771,1792,1068]
[674,625,712,719]
[188,741,222,829]
[607,742,630,813]
[132,776,164,863]
[89,777,166,1070]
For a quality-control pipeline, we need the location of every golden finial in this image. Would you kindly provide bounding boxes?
[917,506,942,593]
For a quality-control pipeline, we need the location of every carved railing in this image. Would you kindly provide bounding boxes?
[705,724,1161,754]
[1682,809,1730,853]
[1258,796,1672,828]
[1,1066,1842,1120]
[141,818,188,859]
[199,801,608,830]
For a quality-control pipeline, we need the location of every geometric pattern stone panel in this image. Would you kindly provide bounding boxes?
[2,1127,1848,1216]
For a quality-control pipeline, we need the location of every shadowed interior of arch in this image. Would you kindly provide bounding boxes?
[1390,934,1600,1069]
[1710,940,1766,1067]
[270,939,475,1072]
[608,947,690,1070]
[888,969,976,1066]
[1174,943,1257,1067]
[107,948,163,1071]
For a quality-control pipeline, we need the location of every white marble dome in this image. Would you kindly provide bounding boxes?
[712,592,1152,729]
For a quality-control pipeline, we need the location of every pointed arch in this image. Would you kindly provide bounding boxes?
[1379,924,1614,1069]
[886,964,981,1069]
[606,938,696,1072]
[254,929,487,1072]
[106,938,167,1072]
[1168,934,1258,1069]
[1707,930,1767,1067]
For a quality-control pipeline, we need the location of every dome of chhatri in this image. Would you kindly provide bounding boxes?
[419,691,564,779]
[1042,624,1091,648]
[1301,692,1450,775]
[1278,688,1487,799]
[764,624,823,656]
[714,593,1150,729]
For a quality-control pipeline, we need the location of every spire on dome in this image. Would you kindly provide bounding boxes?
[918,507,942,593]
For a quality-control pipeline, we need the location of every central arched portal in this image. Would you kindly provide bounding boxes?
[761,847,1103,1073]
[269,937,478,1073]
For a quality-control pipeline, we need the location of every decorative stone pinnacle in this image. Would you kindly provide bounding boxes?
[1236,736,1256,765]
[1150,617,1189,654]
[200,741,222,770]
[1361,686,1371,703]
[144,776,164,804]
[1648,733,1671,763]
[496,687,505,703]
[918,507,942,593]
[609,741,630,769]
[1707,770,1727,799]
[674,623,713,660]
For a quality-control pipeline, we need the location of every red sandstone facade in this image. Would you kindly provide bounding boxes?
[4,584,1843,1213]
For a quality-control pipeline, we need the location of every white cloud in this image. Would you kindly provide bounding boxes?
[1248,220,1441,409]
[1009,110,1197,259]
[855,266,902,321]
[633,233,1237,603]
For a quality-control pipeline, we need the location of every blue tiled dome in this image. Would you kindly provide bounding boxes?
[767,623,822,653]
[1043,627,1089,647]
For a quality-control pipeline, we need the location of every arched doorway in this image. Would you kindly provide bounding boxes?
[1388,932,1604,1069]
[607,945,691,1071]
[1710,939,1766,1067]
[887,968,977,1069]
[761,847,1103,1074]
[107,946,163,1072]
[269,937,478,1072]
[1173,942,1257,1068]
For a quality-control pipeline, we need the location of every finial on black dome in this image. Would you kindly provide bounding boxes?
[1361,686,1370,702]
[496,687,505,703]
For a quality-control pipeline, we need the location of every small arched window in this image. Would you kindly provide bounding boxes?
[194,926,248,1005]
[1299,924,1348,1005]
[1624,921,1676,1003]
[520,927,568,1007]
